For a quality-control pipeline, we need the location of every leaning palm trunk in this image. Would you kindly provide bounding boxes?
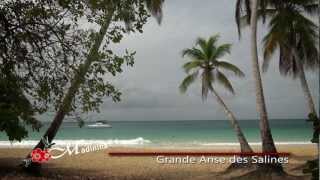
[25,9,115,170]
[292,48,317,116]
[250,0,283,171]
[297,63,317,116]
[211,88,253,153]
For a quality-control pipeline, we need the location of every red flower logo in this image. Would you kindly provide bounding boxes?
[43,149,51,161]
[31,148,51,163]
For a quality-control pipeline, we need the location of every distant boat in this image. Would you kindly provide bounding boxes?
[87,121,112,128]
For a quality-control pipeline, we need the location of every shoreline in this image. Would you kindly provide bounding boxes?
[0,139,315,148]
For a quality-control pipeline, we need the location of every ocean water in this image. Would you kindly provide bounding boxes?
[0,119,314,147]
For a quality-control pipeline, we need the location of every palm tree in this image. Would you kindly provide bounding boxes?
[179,35,253,153]
[235,0,283,172]
[261,0,319,118]
[26,0,164,170]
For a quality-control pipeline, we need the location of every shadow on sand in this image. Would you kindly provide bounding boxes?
[0,157,311,180]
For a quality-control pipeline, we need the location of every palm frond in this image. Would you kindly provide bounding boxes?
[212,43,232,60]
[207,35,219,48]
[299,37,319,71]
[182,61,203,73]
[279,45,299,78]
[179,71,199,93]
[180,35,242,99]
[239,8,277,29]
[216,70,235,94]
[235,0,271,38]
[217,61,245,77]
[235,0,251,38]
[262,30,280,72]
[288,0,319,16]
[145,0,164,24]
[294,12,319,70]
[196,37,209,58]
[262,0,319,76]
[301,3,319,16]
[206,35,220,59]
[182,48,205,61]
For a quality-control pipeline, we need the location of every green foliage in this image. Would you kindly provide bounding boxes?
[303,159,319,180]
[303,113,319,180]
[235,0,269,37]
[0,0,88,114]
[180,35,244,99]
[179,71,199,93]
[0,74,41,141]
[0,0,163,140]
[307,113,320,143]
[144,0,164,24]
[236,0,319,76]
[248,1,319,178]
[261,1,319,77]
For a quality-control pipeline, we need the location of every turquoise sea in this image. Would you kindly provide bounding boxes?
[0,119,314,147]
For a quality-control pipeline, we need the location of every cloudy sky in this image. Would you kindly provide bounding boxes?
[85,0,319,121]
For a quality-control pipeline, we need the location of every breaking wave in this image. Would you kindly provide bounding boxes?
[0,137,151,148]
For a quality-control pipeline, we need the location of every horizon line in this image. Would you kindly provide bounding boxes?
[40,118,308,122]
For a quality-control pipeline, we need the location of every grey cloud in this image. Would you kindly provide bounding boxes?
[72,0,319,121]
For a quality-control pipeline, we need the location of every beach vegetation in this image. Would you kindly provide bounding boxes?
[260,0,318,118]
[256,3,320,177]
[0,0,88,141]
[235,0,284,173]
[24,0,164,172]
[235,0,319,175]
[179,35,253,153]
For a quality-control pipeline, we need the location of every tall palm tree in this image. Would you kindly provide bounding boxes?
[179,35,253,153]
[259,2,320,178]
[235,0,283,172]
[26,0,164,170]
[261,0,319,118]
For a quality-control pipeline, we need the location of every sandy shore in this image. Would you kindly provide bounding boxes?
[0,144,318,180]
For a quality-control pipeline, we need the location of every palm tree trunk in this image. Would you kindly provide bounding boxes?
[24,8,115,170]
[292,48,317,116]
[211,88,253,153]
[298,63,317,115]
[250,0,283,172]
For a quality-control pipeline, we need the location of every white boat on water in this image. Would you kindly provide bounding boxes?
[87,121,112,128]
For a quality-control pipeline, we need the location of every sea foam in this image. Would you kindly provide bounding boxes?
[0,138,313,148]
[0,137,151,148]
[200,141,313,146]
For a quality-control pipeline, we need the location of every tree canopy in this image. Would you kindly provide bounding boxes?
[0,0,159,141]
[180,35,245,100]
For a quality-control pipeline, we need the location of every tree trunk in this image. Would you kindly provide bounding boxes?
[298,62,317,115]
[24,8,115,171]
[211,88,253,153]
[250,0,283,172]
[292,48,317,116]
